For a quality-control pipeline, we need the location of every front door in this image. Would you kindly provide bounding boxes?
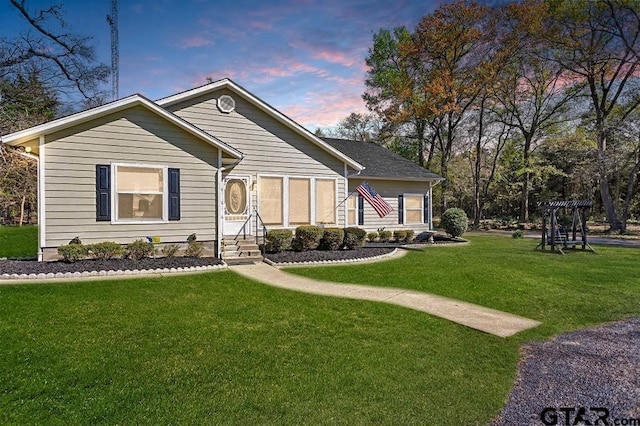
[223,176,250,236]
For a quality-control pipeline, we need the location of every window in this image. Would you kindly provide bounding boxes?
[404,194,423,224]
[316,179,336,224]
[116,165,165,221]
[95,164,180,223]
[346,194,357,225]
[289,178,311,225]
[259,176,283,225]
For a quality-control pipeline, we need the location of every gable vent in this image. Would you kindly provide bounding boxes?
[217,95,235,113]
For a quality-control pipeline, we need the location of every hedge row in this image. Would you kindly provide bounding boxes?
[56,236,203,263]
[265,226,368,253]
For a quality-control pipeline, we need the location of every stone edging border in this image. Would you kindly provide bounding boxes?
[263,248,399,267]
[0,263,227,282]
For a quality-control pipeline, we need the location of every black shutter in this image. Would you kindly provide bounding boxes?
[424,195,429,224]
[357,195,364,226]
[168,168,180,221]
[398,195,404,224]
[96,164,111,221]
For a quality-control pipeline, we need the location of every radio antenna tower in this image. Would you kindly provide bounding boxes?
[107,0,119,101]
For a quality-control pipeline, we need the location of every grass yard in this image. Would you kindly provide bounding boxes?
[0,225,37,259]
[0,235,638,424]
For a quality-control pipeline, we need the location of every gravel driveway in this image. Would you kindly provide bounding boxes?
[492,317,640,425]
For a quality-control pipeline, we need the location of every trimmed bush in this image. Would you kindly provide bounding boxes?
[366,232,378,242]
[320,228,345,251]
[512,229,524,239]
[185,241,204,258]
[441,208,469,238]
[126,239,154,260]
[161,243,180,258]
[378,230,392,242]
[404,229,415,243]
[88,241,125,260]
[343,227,367,249]
[265,229,293,253]
[292,225,323,252]
[57,244,87,263]
[393,230,407,242]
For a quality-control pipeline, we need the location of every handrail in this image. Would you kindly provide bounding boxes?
[233,213,253,241]
[254,209,268,255]
[230,210,268,256]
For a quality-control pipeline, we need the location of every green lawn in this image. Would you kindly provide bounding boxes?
[0,225,38,259]
[0,235,638,424]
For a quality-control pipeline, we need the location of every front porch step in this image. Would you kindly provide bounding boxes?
[222,236,263,264]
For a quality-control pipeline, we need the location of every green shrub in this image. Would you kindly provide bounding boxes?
[292,225,323,252]
[378,230,392,242]
[320,228,344,251]
[393,230,407,242]
[512,229,524,239]
[265,229,293,253]
[57,244,87,263]
[126,239,154,260]
[88,241,124,260]
[441,208,468,238]
[161,243,180,258]
[343,227,367,249]
[367,232,378,242]
[184,241,204,258]
[404,229,415,243]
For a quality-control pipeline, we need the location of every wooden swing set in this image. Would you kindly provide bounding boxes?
[537,200,595,254]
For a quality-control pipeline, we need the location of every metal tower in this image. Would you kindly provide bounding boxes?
[107,0,119,101]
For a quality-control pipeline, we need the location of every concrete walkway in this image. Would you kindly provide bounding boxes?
[230,263,540,338]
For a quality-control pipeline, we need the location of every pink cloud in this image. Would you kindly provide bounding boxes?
[179,36,214,49]
[311,50,359,68]
[250,21,273,30]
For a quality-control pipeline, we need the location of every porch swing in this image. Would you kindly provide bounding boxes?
[536,201,595,254]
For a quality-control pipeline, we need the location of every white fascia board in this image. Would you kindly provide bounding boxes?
[157,78,364,171]
[0,94,243,160]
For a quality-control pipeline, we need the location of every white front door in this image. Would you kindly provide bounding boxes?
[223,176,250,236]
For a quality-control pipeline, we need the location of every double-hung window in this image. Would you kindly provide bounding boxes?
[404,194,423,224]
[116,165,165,221]
[96,163,180,223]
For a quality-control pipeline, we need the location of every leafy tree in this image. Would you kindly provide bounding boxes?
[330,112,380,142]
[545,0,640,231]
[491,0,579,221]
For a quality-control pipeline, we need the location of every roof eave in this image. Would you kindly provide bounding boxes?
[1,95,243,160]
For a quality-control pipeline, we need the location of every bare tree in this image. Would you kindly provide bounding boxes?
[1,0,109,106]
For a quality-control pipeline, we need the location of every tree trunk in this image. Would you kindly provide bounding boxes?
[473,99,486,225]
[520,135,532,222]
[19,194,26,226]
[621,159,640,233]
[598,132,623,232]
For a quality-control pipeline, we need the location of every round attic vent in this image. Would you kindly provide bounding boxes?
[217,95,235,113]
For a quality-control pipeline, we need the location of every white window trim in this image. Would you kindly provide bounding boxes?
[403,193,424,225]
[256,174,338,228]
[111,162,169,224]
[315,178,338,226]
[346,193,358,226]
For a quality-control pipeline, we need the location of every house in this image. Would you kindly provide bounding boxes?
[0,78,442,261]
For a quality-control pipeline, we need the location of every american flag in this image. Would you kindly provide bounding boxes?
[356,181,393,218]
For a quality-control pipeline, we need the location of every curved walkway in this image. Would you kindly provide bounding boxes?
[230,262,540,338]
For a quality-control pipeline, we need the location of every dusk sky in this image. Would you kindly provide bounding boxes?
[2,1,449,130]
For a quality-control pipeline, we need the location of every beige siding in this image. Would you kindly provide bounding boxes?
[43,106,219,249]
[167,89,347,229]
[348,179,432,233]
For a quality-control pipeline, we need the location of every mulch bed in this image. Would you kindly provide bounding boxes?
[264,246,395,264]
[492,317,640,425]
[0,256,223,276]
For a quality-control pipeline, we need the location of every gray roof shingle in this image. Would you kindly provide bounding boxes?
[322,138,442,181]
